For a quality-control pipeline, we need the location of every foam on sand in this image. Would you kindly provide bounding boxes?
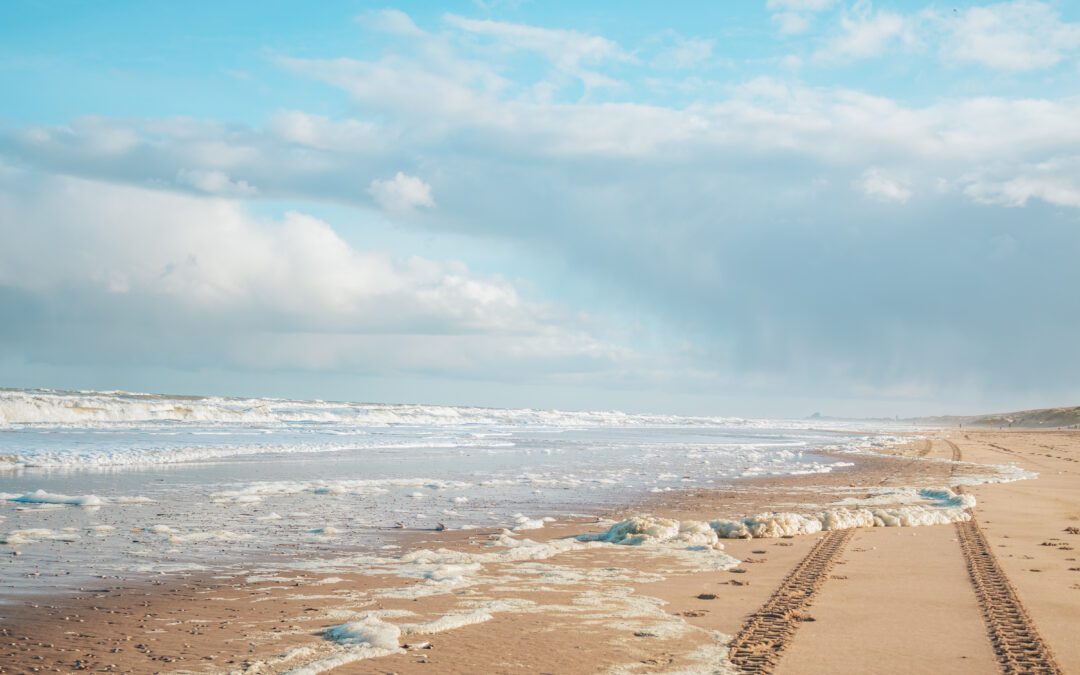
[4,490,103,507]
[0,528,80,545]
[263,484,985,674]
[113,495,155,504]
[576,487,975,545]
[144,525,254,544]
[208,478,471,504]
[711,487,974,538]
[283,617,404,675]
[325,616,402,650]
[511,513,547,531]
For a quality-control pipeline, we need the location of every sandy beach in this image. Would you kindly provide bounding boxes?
[1,428,1076,674]
[8,1,1080,671]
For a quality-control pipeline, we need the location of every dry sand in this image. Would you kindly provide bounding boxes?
[0,430,1077,674]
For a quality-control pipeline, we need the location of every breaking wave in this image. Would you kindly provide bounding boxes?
[1,388,805,429]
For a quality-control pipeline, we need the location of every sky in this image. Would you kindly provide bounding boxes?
[2,0,1080,418]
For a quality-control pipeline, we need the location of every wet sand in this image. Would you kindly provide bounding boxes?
[1,430,1077,674]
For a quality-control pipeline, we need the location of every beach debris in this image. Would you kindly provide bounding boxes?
[405,641,433,650]
[1065,526,1079,535]
[696,593,717,600]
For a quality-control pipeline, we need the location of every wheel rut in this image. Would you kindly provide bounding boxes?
[946,439,1062,674]
[725,438,1061,674]
[726,530,854,674]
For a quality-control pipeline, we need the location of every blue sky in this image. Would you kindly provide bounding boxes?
[2,1,1080,417]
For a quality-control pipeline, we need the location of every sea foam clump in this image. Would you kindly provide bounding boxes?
[581,487,976,543]
[5,490,104,507]
[576,516,742,571]
[0,528,81,546]
[325,617,402,651]
[710,487,974,539]
[281,616,405,675]
[580,517,725,550]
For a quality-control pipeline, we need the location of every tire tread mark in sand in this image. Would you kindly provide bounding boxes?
[726,529,854,674]
[916,438,932,457]
[946,439,1063,675]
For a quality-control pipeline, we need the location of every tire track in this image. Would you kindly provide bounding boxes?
[727,530,854,674]
[947,439,1062,675]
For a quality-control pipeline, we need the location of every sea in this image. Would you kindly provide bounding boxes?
[0,388,889,595]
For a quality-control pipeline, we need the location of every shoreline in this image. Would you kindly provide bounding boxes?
[0,429,872,600]
[1,430,1076,673]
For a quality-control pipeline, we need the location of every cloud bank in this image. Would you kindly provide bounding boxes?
[2,3,1080,415]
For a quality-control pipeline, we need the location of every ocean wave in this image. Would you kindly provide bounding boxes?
[0,387,782,429]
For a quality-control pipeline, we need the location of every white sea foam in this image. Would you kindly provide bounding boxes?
[324,616,402,650]
[709,487,974,538]
[208,478,471,503]
[582,517,724,550]
[4,490,103,507]
[144,525,254,544]
[511,514,546,531]
[258,479,988,675]
[399,610,495,635]
[0,388,764,429]
[114,496,155,504]
[283,615,404,675]
[0,528,80,545]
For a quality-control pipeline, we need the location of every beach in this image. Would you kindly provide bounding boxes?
[1,427,1076,673]
[6,1,1080,672]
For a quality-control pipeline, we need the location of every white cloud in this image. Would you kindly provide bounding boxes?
[443,14,632,91]
[963,157,1080,207]
[270,110,381,151]
[652,35,715,69]
[9,14,1080,406]
[766,0,834,9]
[16,78,1080,211]
[858,167,912,203]
[940,1,1080,72]
[767,0,835,36]
[774,12,812,36]
[817,5,916,61]
[177,168,258,196]
[358,9,425,37]
[368,172,436,213]
[0,174,628,377]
